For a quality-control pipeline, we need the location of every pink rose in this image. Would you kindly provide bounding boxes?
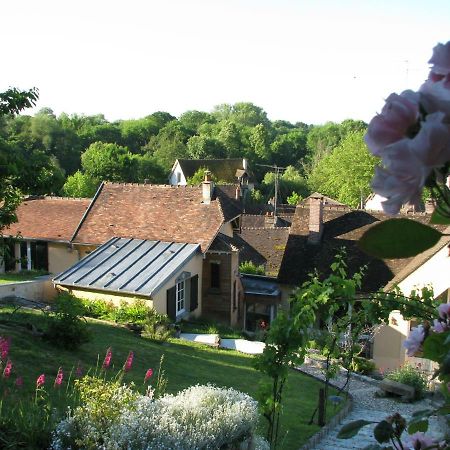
[409,111,450,167]
[433,319,447,333]
[408,431,435,450]
[371,143,427,215]
[428,41,450,79]
[438,302,450,319]
[365,90,420,156]
[420,80,450,116]
[403,325,425,357]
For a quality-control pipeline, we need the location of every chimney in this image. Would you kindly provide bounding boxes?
[235,185,241,200]
[308,195,324,244]
[265,211,274,228]
[202,170,214,204]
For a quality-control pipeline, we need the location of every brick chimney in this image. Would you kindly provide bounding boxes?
[308,195,324,244]
[202,170,214,204]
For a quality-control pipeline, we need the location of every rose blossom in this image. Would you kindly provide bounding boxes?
[403,325,425,357]
[432,319,447,333]
[102,347,112,369]
[407,431,435,450]
[427,41,450,79]
[438,302,450,319]
[365,90,420,156]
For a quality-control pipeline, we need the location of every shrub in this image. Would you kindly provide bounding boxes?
[239,261,265,275]
[52,376,138,450]
[52,383,269,450]
[80,298,115,320]
[142,309,172,342]
[44,293,90,350]
[107,385,267,450]
[385,364,428,399]
[350,356,376,375]
[113,300,151,325]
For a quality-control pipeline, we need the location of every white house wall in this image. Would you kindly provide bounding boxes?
[168,162,187,186]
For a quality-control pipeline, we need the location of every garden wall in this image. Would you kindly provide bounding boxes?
[0,278,57,302]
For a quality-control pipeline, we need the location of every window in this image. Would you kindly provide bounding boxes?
[176,172,181,184]
[211,262,220,289]
[176,280,185,315]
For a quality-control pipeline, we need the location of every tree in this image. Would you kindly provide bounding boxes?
[81,142,136,182]
[0,87,39,231]
[187,135,227,159]
[270,129,308,168]
[62,170,98,198]
[186,167,219,186]
[308,130,378,207]
[262,166,309,204]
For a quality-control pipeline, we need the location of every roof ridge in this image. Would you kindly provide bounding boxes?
[104,181,200,189]
[241,227,290,230]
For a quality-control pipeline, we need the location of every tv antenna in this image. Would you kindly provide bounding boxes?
[257,164,287,216]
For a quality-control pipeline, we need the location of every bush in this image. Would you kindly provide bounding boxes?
[52,383,269,450]
[80,298,115,320]
[350,356,376,375]
[239,261,265,276]
[44,293,90,350]
[113,300,151,325]
[142,309,172,342]
[385,364,428,399]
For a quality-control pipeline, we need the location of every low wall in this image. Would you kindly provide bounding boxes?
[0,278,57,303]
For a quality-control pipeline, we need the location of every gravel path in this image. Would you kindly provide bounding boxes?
[298,363,444,449]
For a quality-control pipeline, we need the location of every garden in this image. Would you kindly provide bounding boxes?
[0,296,342,449]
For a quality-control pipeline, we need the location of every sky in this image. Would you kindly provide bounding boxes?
[2,0,450,125]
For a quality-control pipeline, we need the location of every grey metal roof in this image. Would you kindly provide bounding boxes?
[241,274,281,297]
[53,237,200,297]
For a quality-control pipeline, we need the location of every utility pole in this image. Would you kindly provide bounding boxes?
[256,164,287,216]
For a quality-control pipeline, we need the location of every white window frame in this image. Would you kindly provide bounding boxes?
[176,280,185,316]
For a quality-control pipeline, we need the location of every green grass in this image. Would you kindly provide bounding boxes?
[0,307,343,449]
[0,270,48,284]
[179,318,244,339]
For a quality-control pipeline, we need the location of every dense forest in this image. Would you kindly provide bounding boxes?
[0,101,377,207]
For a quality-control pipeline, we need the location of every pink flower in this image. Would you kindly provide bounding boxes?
[36,374,45,388]
[0,337,10,361]
[433,319,447,333]
[403,325,425,357]
[427,41,450,79]
[54,368,63,387]
[438,302,450,319]
[123,351,134,372]
[365,90,420,156]
[144,368,153,383]
[408,431,435,450]
[102,347,112,369]
[2,360,12,379]
[15,376,23,388]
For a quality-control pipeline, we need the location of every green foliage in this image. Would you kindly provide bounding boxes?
[359,218,443,259]
[337,420,373,439]
[308,130,376,207]
[350,356,376,375]
[286,191,301,205]
[0,87,38,116]
[112,300,150,325]
[142,310,172,342]
[62,170,98,197]
[44,293,90,350]
[79,297,116,319]
[262,166,309,203]
[386,364,428,400]
[186,167,219,186]
[239,260,265,275]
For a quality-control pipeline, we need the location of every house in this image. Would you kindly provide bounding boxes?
[168,158,253,187]
[3,196,91,273]
[372,228,450,371]
[51,178,244,326]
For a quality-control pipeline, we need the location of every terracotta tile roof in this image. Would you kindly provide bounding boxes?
[241,214,293,228]
[278,205,446,292]
[234,227,290,277]
[176,159,252,183]
[5,197,91,242]
[72,183,224,252]
[213,185,243,221]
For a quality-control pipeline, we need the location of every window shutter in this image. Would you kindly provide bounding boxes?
[166,286,176,321]
[190,275,198,312]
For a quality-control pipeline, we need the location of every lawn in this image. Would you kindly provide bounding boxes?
[0,270,48,284]
[0,306,343,449]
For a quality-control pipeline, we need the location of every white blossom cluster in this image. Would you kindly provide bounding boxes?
[52,384,269,450]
